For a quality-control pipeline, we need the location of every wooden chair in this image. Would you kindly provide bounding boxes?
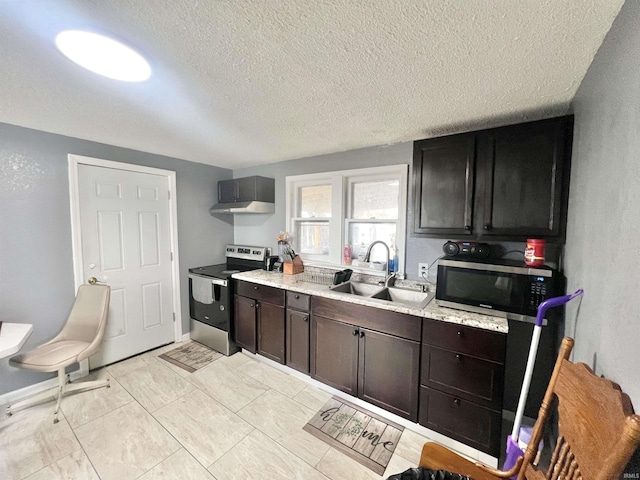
[419,337,640,480]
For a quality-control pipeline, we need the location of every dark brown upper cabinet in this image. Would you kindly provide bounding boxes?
[217,176,275,203]
[413,133,476,237]
[413,116,573,242]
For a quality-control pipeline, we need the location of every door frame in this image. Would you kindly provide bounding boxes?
[68,154,182,375]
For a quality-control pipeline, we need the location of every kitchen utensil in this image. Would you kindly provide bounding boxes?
[502,288,584,477]
[282,245,296,263]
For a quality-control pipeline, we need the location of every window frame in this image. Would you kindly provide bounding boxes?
[285,165,408,274]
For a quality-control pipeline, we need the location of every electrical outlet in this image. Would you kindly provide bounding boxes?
[418,263,429,277]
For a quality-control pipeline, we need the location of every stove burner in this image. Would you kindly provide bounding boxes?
[222,269,240,274]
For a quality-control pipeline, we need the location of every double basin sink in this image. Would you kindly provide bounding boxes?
[330,281,435,309]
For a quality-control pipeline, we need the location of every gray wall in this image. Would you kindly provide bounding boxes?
[565,0,640,406]
[0,122,233,395]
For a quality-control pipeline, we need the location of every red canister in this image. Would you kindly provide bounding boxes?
[524,239,546,266]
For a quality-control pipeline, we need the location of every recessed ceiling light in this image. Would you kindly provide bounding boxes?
[55,30,151,82]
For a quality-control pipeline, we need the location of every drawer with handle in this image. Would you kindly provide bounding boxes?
[236,280,285,306]
[421,345,504,409]
[422,319,505,364]
[419,386,501,456]
[286,291,310,312]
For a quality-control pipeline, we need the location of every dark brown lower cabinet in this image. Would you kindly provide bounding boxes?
[235,295,257,353]
[359,329,420,420]
[420,318,506,456]
[257,302,285,363]
[286,309,310,373]
[311,316,359,396]
[419,386,502,455]
[421,345,504,409]
[234,281,285,363]
[311,312,420,421]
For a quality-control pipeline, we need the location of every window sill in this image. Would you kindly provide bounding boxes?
[299,258,404,279]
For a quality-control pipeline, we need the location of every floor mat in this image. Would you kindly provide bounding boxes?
[303,396,404,475]
[158,341,221,373]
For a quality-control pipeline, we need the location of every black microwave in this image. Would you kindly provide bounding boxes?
[435,258,560,324]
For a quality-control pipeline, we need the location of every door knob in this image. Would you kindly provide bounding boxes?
[87,277,106,285]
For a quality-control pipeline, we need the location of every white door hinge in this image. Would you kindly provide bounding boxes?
[170,252,173,261]
[172,312,176,322]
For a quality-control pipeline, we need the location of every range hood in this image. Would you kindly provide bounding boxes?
[209,200,275,214]
[209,176,275,215]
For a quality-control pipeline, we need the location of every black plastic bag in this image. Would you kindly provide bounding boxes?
[386,467,472,480]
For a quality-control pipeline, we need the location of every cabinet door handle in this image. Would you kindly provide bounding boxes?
[249,303,254,308]
[457,330,464,337]
[254,286,259,290]
[456,354,462,360]
[255,303,260,309]
[453,398,461,406]
[294,294,300,299]
[303,316,309,322]
[352,329,359,336]
[464,225,471,231]
[483,224,491,230]
[359,331,365,338]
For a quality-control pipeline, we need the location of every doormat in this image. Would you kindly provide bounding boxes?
[158,341,222,373]
[303,396,404,475]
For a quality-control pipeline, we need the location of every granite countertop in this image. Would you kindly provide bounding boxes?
[232,270,508,333]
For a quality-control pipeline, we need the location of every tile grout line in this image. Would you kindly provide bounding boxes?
[23,345,407,480]
[233,387,335,473]
[72,355,196,480]
[61,409,103,480]
[114,374,207,480]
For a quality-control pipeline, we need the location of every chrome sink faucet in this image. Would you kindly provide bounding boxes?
[363,240,396,287]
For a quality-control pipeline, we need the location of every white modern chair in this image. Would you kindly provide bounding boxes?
[6,284,111,423]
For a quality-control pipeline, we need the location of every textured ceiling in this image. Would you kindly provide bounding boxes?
[0,0,624,169]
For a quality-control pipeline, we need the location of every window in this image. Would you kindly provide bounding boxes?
[286,165,407,273]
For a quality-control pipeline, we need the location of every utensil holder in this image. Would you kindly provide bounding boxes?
[283,256,304,275]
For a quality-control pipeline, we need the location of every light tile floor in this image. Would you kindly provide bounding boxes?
[1,342,428,480]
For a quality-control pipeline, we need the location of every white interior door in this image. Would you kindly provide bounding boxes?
[77,164,175,368]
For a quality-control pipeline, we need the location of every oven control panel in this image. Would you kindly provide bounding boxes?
[225,244,268,261]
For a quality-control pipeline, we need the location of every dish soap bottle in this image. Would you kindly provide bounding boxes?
[389,243,399,273]
[343,245,352,265]
[357,240,367,263]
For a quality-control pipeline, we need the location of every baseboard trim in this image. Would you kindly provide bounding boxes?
[181,332,190,343]
[0,369,86,406]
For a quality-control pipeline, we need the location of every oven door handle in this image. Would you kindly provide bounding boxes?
[188,273,228,287]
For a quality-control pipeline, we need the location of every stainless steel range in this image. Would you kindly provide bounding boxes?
[188,245,268,355]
